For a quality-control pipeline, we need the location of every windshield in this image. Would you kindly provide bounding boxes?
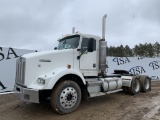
[58,35,80,50]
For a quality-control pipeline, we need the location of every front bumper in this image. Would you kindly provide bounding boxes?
[14,84,39,103]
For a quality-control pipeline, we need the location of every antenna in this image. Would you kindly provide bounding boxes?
[72,27,75,33]
[61,24,63,37]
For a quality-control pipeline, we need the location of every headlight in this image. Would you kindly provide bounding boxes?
[37,78,45,84]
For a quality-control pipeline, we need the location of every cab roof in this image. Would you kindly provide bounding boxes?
[58,33,101,41]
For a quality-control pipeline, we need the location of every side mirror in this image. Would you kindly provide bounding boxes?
[87,38,94,52]
[54,47,57,50]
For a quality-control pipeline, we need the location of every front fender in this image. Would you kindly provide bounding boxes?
[44,67,86,89]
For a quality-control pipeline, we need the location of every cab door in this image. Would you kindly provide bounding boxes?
[79,38,97,70]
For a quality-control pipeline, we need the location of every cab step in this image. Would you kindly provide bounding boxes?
[89,89,123,98]
[89,92,106,97]
[106,89,123,94]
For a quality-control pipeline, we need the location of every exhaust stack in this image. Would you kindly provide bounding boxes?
[72,27,75,33]
[102,14,107,40]
[99,14,107,76]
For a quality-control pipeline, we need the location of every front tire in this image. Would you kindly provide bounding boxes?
[51,80,81,114]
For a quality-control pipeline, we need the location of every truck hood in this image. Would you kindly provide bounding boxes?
[22,49,74,87]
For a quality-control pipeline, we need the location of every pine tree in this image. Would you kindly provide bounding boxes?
[153,42,160,57]
[124,45,133,57]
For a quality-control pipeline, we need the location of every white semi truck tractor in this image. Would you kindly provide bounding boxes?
[14,14,151,114]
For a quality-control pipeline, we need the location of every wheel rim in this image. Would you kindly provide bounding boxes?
[133,79,140,92]
[60,87,77,108]
[145,78,150,90]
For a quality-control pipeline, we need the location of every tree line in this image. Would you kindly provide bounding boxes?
[107,42,160,57]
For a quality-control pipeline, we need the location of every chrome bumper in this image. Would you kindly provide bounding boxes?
[14,84,39,103]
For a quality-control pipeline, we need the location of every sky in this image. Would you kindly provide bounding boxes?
[0,0,160,50]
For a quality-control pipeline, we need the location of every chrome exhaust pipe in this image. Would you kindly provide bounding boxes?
[102,14,107,41]
[99,14,107,76]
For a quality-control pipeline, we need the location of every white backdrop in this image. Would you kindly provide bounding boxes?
[0,47,35,93]
[0,47,160,93]
[107,57,160,80]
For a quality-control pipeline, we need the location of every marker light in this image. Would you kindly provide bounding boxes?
[67,64,71,69]
[65,34,70,37]
[38,78,45,84]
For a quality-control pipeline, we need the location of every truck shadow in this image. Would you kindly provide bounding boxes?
[17,92,127,117]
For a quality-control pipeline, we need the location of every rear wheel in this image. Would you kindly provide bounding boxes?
[50,80,81,114]
[139,76,151,92]
[128,77,141,95]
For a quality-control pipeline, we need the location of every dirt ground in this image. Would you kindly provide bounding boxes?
[0,81,160,120]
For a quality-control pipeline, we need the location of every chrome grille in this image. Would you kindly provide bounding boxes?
[15,57,26,86]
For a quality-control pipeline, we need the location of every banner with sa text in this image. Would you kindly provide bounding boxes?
[107,57,160,80]
[0,47,35,93]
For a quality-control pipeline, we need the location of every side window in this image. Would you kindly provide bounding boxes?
[81,38,96,53]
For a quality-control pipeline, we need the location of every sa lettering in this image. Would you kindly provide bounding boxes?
[151,76,159,80]
[129,66,146,75]
[137,57,144,60]
[0,47,19,61]
[0,81,7,90]
[113,57,130,65]
[149,61,160,70]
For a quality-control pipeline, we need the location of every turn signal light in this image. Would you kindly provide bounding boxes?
[67,64,71,69]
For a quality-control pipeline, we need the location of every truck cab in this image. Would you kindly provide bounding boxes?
[14,15,151,114]
[57,33,101,76]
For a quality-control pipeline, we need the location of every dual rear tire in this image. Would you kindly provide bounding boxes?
[123,75,151,95]
[139,75,151,92]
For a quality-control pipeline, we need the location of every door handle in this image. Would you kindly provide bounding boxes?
[93,63,96,68]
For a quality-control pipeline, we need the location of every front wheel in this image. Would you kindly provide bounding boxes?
[50,80,81,114]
